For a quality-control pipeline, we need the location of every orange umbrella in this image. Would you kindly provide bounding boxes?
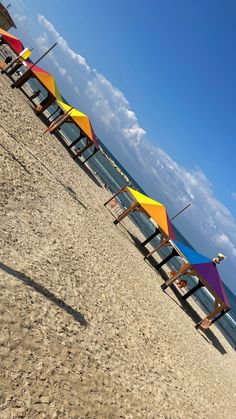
[57,100,99,147]
[126,187,176,240]
[24,61,62,101]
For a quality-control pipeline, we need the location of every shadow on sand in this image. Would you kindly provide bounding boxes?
[0,117,87,210]
[0,262,87,327]
[115,225,227,355]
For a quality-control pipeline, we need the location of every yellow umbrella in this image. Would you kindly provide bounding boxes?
[126,187,176,240]
[57,100,98,147]
[104,186,176,240]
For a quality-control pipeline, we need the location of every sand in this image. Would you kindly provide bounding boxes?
[0,74,236,419]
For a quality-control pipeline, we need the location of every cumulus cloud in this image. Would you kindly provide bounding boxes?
[34,14,236,288]
[38,14,90,72]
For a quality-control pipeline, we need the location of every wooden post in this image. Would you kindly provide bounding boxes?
[44,108,73,134]
[144,238,169,260]
[44,114,69,133]
[35,95,55,115]
[210,308,230,325]
[195,304,226,329]
[113,202,139,225]
[104,186,127,207]
[4,60,22,76]
[11,69,30,88]
[1,51,24,74]
[182,281,203,300]
[155,247,179,270]
[82,147,99,164]
[73,141,92,160]
[141,227,161,247]
[68,133,85,149]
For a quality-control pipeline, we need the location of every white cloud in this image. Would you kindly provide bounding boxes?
[231,192,236,200]
[37,14,90,72]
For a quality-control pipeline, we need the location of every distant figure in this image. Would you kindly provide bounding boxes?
[110,198,118,209]
[103,183,109,190]
[177,279,187,289]
[30,90,41,100]
[213,253,226,264]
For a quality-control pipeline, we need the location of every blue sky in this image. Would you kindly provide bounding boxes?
[8,0,236,291]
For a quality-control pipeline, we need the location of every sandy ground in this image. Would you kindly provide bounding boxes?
[0,74,236,419]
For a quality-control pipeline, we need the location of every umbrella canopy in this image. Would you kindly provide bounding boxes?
[0,27,25,54]
[0,28,63,101]
[172,240,230,307]
[24,61,62,101]
[57,99,99,148]
[127,187,176,240]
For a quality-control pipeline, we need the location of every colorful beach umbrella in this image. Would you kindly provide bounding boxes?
[0,27,25,54]
[24,61,63,101]
[57,99,99,147]
[126,187,176,240]
[0,28,63,101]
[172,240,230,307]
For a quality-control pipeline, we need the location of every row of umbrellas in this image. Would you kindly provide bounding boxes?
[109,187,230,325]
[0,28,98,149]
[0,28,230,326]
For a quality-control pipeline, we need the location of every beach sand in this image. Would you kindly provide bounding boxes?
[1,74,236,419]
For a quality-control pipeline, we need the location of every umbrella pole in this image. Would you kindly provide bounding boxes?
[170,203,192,222]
